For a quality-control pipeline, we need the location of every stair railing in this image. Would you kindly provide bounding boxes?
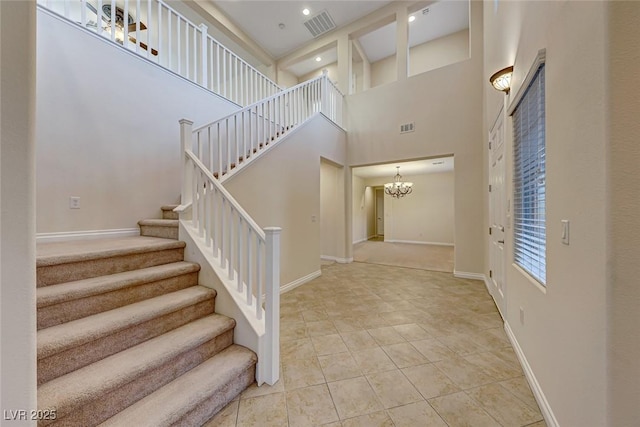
[38,0,280,106]
[179,118,281,385]
[190,71,344,182]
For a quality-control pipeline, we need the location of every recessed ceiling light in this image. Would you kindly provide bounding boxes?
[302,8,310,16]
[315,56,322,62]
[408,15,416,23]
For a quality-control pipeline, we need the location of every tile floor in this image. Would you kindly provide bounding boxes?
[206,262,546,427]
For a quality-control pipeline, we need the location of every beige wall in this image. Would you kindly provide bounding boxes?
[277,68,299,88]
[347,0,483,275]
[361,172,454,245]
[224,114,347,286]
[36,11,239,235]
[484,1,608,425]
[351,174,367,243]
[607,2,640,425]
[370,29,470,88]
[299,62,339,85]
[1,0,38,417]
[409,29,469,77]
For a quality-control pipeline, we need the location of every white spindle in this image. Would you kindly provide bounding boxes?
[264,227,281,384]
[228,207,235,280]
[97,0,103,35]
[63,0,70,19]
[168,10,172,69]
[200,24,208,88]
[205,183,212,247]
[179,119,193,206]
[185,23,190,79]
[256,240,263,320]
[217,123,222,178]
[237,217,243,292]
[158,3,162,64]
[146,0,151,59]
[135,0,140,53]
[247,228,253,306]
[216,44,221,93]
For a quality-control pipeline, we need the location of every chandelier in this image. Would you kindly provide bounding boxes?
[384,166,413,198]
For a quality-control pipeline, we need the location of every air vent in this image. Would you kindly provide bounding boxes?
[432,161,444,165]
[400,122,415,134]
[422,7,430,15]
[304,10,336,38]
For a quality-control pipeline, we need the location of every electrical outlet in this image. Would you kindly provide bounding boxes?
[69,196,80,209]
[311,215,317,223]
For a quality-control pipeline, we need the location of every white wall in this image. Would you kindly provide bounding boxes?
[351,174,366,243]
[607,3,640,425]
[484,1,608,425]
[370,29,470,88]
[347,0,483,275]
[299,62,339,85]
[361,171,454,245]
[1,0,37,421]
[36,10,239,235]
[223,114,347,287]
[277,68,299,88]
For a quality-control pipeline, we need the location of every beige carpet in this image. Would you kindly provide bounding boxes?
[353,240,454,273]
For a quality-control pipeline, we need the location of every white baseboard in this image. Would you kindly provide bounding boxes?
[321,255,353,264]
[352,238,367,244]
[280,270,322,294]
[483,276,492,294]
[504,322,558,427]
[453,270,486,281]
[385,239,454,247]
[36,228,140,243]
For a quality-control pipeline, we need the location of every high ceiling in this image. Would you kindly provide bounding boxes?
[212,1,470,78]
[213,1,393,59]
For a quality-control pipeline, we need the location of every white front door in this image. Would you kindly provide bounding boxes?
[489,108,507,317]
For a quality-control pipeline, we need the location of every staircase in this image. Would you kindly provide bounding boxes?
[36,207,256,426]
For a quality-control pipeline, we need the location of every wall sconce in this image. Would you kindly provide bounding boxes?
[490,66,514,93]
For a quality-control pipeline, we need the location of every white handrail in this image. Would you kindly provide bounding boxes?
[37,0,280,106]
[189,72,343,181]
[180,120,281,385]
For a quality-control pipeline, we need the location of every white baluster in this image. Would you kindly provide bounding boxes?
[200,24,208,88]
[237,217,243,292]
[256,239,263,320]
[158,3,162,65]
[167,10,172,69]
[80,0,87,26]
[146,0,151,59]
[205,181,212,247]
[228,207,235,280]
[217,123,222,178]
[247,228,253,306]
[185,23,190,79]
[177,17,181,74]
[216,44,221,94]
[135,0,141,53]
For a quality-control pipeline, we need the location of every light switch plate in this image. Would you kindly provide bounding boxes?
[561,220,570,245]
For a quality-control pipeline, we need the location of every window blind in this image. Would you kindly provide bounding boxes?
[513,64,546,285]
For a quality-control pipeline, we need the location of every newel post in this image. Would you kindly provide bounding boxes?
[199,24,209,89]
[264,227,281,385]
[179,119,194,206]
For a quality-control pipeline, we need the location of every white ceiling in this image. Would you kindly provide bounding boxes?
[358,0,470,63]
[287,45,338,77]
[353,157,454,179]
[213,1,393,59]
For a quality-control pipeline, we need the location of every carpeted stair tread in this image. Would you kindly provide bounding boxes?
[37,261,200,308]
[36,236,185,267]
[38,286,216,360]
[38,314,236,420]
[99,345,257,427]
[137,219,179,227]
[160,205,179,211]
[161,205,179,220]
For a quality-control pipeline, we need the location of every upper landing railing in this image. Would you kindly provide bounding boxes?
[38,0,281,106]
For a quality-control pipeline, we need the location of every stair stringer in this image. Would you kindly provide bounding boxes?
[179,221,268,385]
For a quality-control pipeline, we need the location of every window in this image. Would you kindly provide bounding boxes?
[513,63,546,285]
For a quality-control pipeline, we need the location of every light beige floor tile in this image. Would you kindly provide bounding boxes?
[282,356,326,390]
[318,352,362,382]
[382,342,429,368]
[351,347,397,374]
[202,399,238,427]
[286,384,339,427]
[402,363,460,399]
[312,334,349,355]
[281,321,309,342]
[241,376,285,399]
[281,310,305,323]
[499,376,540,410]
[327,377,384,420]
[387,401,448,427]
[379,311,416,326]
[236,392,288,427]
[359,315,391,329]
[393,323,432,341]
[333,318,364,333]
[437,333,487,355]
[466,351,523,380]
[281,337,316,362]
[429,391,501,427]
[307,320,339,337]
[466,383,543,426]
[366,369,423,409]
[434,357,495,389]
[341,330,378,351]
[411,338,458,362]
[367,326,406,346]
[302,308,329,322]
[525,420,548,427]
[341,411,394,427]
